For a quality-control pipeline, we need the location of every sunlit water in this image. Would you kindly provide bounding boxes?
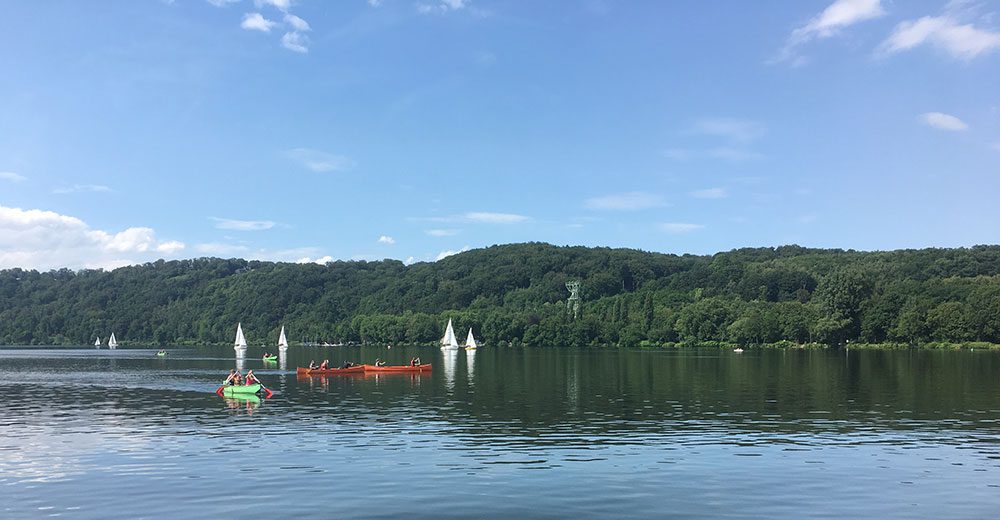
[1,346,998,519]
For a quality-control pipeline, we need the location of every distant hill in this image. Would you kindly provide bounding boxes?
[2,242,999,347]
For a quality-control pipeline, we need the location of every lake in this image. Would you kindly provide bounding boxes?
[1,346,998,519]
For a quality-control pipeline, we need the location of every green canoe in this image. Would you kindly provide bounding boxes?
[220,383,262,396]
[262,355,278,362]
[155,352,167,357]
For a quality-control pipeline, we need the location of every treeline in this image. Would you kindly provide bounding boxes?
[1,243,999,347]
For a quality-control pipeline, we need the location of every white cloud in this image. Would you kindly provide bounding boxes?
[255,0,292,11]
[404,256,415,265]
[281,31,308,53]
[919,112,969,131]
[425,229,459,237]
[284,14,310,31]
[0,205,185,270]
[689,187,728,199]
[156,241,186,254]
[463,212,529,224]
[241,12,276,32]
[206,0,240,6]
[659,222,704,234]
[377,235,395,244]
[436,245,471,261]
[0,171,26,182]
[418,0,467,14]
[584,192,666,211]
[692,118,765,143]
[774,0,886,63]
[53,184,112,194]
[879,14,1000,60]
[286,148,354,172]
[211,217,276,231]
[296,255,333,265]
[368,0,383,6]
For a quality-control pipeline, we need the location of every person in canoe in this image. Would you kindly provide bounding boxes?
[319,359,330,370]
[340,360,356,369]
[224,369,239,386]
[245,369,258,385]
[374,358,387,367]
[409,357,421,367]
[308,360,318,370]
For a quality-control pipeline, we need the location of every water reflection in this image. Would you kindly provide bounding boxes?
[465,348,475,384]
[235,350,246,372]
[442,350,457,389]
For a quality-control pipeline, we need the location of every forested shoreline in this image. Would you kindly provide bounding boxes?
[1,242,999,348]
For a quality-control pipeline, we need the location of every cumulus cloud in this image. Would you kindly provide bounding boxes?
[281,31,309,53]
[377,235,395,244]
[463,212,529,224]
[919,112,968,131]
[689,187,729,199]
[0,205,185,270]
[774,0,886,64]
[879,14,1000,60]
[256,0,292,11]
[241,12,276,32]
[0,171,26,182]
[296,255,333,265]
[286,148,354,172]
[284,13,309,31]
[659,222,704,234]
[584,192,666,211]
[210,217,276,231]
[436,245,471,261]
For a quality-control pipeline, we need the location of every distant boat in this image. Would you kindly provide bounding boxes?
[464,328,478,350]
[234,322,248,352]
[440,319,460,351]
[278,325,288,351]
[108,333,118,349]
[733,348,744,353]
[94,336,101,348]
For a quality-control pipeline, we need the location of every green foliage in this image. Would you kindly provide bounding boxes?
[2,243,1000,347]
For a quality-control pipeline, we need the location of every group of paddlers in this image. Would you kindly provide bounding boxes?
[224,369,259,386]
[307,357,422,370]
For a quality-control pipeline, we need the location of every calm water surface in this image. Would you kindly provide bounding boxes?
[1,346,998,519]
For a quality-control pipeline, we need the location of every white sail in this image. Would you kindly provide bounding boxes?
[234,322,248,350]
[278,325,288,349]
[464,328,478,350]
[108,333,118,349]
[94,336,101,347]
[440,319,459,350]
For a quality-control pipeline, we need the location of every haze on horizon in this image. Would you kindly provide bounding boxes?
[1,0,998,271]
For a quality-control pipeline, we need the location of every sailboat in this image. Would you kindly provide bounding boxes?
[94,336,101,348]
[440,319,460,351]
[464,328,478,350]
[278,325,289,351]
[108,333,118,349]
[234,322,248,352]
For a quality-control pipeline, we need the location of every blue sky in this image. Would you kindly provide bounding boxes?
[1,0,998,270]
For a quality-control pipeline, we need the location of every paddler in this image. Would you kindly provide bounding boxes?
[224,369,238,385]
[245,369,257,385]
[374,358,387,367]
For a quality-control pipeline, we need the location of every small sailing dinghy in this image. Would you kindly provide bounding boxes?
[108,333,118,349]
[464,328,478,350]
[94,337,101,348]
[234,323,248,352]
[278,325,289,351]
[440,319,460,351]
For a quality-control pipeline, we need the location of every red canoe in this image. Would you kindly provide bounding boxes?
[362,364,433,373]
[296,366,365,375]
